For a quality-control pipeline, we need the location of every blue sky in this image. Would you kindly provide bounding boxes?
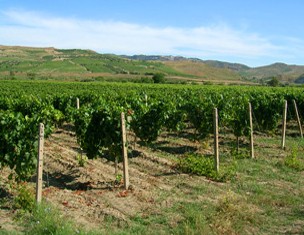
[0,0,303,67]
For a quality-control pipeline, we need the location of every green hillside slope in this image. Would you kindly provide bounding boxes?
[1,45,304,84]
[163,60,243,82]
[0,46,193,81]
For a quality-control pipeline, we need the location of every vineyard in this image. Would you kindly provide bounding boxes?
[0,80,304,234]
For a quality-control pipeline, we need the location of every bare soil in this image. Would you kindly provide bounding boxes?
[0,125,222,231]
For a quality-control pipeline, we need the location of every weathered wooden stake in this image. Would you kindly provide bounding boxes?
[249,102,255,159]
[76,98,80,109]
[144,94,148,107]
[213,108,219,172]
[36,123,44,203]
[292,100,303,138]
[121,112,129,189]
[281,100,287,149]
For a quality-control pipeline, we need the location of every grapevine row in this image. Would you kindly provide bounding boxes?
[0,80,303,179]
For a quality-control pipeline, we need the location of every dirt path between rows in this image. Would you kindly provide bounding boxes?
[37,126,221,230]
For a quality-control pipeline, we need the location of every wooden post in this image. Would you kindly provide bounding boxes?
[292,100,303,138]
[249,103,254,159]
[281,100,287,149]
[36,123,44,203]
[144,94,148,107]
[76,98,80,109]
[213,108,219,172]
[121,112,129,190]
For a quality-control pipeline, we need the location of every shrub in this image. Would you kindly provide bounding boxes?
[152,73,166,83]
[267,77,280,87]
[284,147,304,171]
[13,183,35,212]
[176,153,236,182]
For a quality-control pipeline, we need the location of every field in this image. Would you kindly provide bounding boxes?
[0,81,304,234]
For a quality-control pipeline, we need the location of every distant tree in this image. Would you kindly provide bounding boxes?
[152,73,166,83]
[267,77,280,87]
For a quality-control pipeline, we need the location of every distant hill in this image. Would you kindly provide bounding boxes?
[163,60,243,82]
[0,46,194,81]
[199,60,250,71]
[125,54,304,84]
[0,46,243,83]
[1,45,304,84]
[294,74,304,84]
[240,63,304,83]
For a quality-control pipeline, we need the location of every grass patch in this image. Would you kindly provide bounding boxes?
[21,202,95,235]
[0,230,22,235]
[283,146,304,171]
[208,191,261,234]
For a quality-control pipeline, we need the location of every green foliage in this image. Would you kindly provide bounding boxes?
[52,95,78,122]
[176,153,236,182]
[130,97,184,143]
[152,73,166,83]
[0,111,39,180]
[115,174,123,185]
[84,106,123,159]
[13,183,35,212]
[1,81,304,181]
[1,95,64,134]
[131,101,168,143]
[164,98,187,132]
[267,77,280,87]
[139,77,154,83]
[74,103,124,163]
[177,153,214,175]
[250,92,284,131]
[74,107,94,149]
[76,154,88,167]
[230,148,251,159]
[184,96,215,139]
[0,96,65,180]
[222,93,250,138]
[284,147,304,171]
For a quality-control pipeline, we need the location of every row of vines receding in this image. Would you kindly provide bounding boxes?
[0,81,304,180]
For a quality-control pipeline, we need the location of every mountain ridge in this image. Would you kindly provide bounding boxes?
[122,54,304,83]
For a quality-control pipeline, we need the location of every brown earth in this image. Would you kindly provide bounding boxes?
[41,126,223,230]
[0,125,224,231]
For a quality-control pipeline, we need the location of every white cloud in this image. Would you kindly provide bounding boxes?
[0,9,303,66]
